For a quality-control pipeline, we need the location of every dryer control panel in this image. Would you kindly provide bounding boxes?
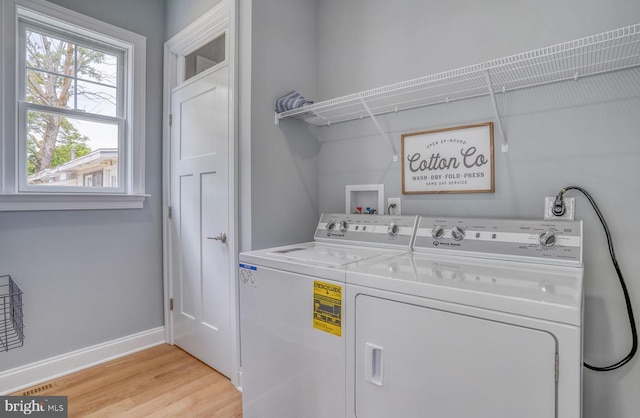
[414,217,583,265]
[314,213,418,250]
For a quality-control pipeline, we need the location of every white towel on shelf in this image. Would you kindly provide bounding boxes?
[274,91,313,113]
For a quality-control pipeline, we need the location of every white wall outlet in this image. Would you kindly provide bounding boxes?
[388,198,402,215]
[544,196,576,220]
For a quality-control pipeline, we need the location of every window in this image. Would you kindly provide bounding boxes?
[19,23,124,192]
[184,34,226,81]
[0,0,146,210]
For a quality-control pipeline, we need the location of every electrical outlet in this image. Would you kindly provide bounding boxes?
[544,197,575,220]
[388,198,402,215]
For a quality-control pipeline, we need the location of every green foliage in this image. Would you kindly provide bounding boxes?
[27,114,92,175]
[52,119,92,168]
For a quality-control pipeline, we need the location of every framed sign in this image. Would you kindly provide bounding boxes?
[402,122,494,194]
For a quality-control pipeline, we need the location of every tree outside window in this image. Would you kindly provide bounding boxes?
[23,27,121,188]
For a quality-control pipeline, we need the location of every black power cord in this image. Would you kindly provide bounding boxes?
[554,186,638,371]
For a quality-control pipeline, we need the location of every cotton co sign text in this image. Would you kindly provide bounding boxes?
[401,123,494,194]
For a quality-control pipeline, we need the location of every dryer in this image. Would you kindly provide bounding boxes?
[238,213,418,418]
[346,216,584,418]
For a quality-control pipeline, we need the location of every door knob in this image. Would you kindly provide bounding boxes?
[207,233,227,244]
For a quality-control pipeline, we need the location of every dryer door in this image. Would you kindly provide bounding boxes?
[354,295,557,418]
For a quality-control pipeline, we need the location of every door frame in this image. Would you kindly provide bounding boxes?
[162,0,239,387]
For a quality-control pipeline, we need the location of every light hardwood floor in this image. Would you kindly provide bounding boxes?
[11,344,242,417]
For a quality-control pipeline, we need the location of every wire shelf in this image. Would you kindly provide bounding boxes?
[1,275,24,352]
[276,23,640,127]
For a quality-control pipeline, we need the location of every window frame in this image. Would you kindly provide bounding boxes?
[0,0,147,210]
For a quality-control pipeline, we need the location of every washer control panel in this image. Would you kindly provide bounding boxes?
[415,216,583,265]
[315,213,418,249]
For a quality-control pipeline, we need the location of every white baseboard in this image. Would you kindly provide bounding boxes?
[0,327,166,395]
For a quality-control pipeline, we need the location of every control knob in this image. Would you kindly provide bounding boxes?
[538,230,558,248]
[387,222,399,236]
[326,220,337,232]
[431,225,445,239]
[339,220,349,233]
[451,226,465,241]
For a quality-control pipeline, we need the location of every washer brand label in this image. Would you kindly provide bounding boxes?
[238,263,257,271]
[313,281,342,337]
[433,241,462,247]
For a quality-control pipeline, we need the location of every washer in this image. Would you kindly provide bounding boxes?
[346,216,584,418]
[238,213,418,418]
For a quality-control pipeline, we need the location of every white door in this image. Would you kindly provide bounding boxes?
[169,65,232,377]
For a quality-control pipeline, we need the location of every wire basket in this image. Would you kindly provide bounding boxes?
[1,275,24,352]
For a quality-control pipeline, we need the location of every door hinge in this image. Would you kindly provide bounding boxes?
[169,114,172,127]
[168,206,172,219]
[169,298,174,311]
[555,353,559,382]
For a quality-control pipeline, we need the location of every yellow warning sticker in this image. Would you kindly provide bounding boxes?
[313,280,342,337]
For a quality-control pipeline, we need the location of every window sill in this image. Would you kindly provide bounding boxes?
[0,193,148,211]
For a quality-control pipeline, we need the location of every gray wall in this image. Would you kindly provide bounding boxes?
[317,0,640,100]
[0,0,165,369]
[249,0,319,249]
[165,0,224,39]
[316,1,640,417]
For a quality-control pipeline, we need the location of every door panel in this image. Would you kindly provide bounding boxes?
[170,66,231,378]
[179,174,197,320]
[180,88,218,159]
[354,295,557,418]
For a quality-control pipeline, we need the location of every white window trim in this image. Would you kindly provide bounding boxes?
[0,0,147,211]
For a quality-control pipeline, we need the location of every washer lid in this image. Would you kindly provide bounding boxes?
[240,242,405,281]
[347,252,584,326]
[266,244,391,266]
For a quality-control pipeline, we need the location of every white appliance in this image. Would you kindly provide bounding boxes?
[346,216,584,418]
[239,213,418,418]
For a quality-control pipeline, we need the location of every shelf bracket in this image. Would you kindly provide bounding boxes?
[484,70,508,152]
[359,97,399,162]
